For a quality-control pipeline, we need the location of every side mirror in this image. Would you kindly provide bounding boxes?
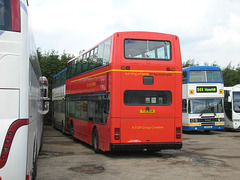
[42,99,50,114]
[39,76,50,114]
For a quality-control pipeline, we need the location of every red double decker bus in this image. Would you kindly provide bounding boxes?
[65,31,182,152]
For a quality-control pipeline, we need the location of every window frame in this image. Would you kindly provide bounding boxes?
[189,70,223,83]
[124,38,172,61]
[124,90,172,106]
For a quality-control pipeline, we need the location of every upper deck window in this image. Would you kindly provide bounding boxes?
[67,37,112,79]
[189,70,223,83]
[124,39,171,60]
[0,0,12,31]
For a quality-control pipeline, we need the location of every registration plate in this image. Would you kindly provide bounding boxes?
[204,126,212,128]
[140,109,155,113]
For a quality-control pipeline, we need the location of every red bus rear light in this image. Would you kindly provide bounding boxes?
[121,66,130,70]
[166,67,175,71]
[114,128,120,140]
[176,127,181,139]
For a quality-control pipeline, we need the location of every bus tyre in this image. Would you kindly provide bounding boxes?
[32,144,37,180]
[92,129,101,153]
[61,121,65,134]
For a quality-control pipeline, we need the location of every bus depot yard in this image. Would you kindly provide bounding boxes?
[36,126,240,180]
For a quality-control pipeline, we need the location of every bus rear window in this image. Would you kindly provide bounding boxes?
[0,0,12,31]
[124,90,172,105]
[124,39,171,60]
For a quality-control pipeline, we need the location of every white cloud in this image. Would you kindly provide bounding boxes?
[29,0,240,67]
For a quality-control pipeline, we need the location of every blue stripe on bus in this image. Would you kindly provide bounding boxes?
[183,66,221,71]
[53,68,67,78]
[183,125,224,131]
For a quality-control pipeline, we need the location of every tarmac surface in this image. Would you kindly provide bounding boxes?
[36,126,240,180]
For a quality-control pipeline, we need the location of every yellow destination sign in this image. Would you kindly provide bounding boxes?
[140,109,155,113]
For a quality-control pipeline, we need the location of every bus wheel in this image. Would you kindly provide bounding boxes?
[32,144,37,180]
[61,121,65,134]
[92,129,101,153]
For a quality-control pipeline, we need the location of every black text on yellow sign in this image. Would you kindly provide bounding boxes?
[140,109,155,113]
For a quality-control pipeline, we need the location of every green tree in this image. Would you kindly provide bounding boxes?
[38,49,74,95]
[38,48,74,124]
[204,61,219,67]
[222,63,240,86]
[182,59,200,68]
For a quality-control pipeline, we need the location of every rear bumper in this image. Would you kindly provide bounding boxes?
[110,142,182,151]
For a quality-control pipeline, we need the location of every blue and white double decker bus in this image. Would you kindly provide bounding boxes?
[52,68,67,133]
[182,66,225,132]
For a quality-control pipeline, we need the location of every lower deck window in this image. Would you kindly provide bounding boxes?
[124,90,172,105]
[67,92,109,124]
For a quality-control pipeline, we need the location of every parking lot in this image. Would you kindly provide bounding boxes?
[36,126,240,180]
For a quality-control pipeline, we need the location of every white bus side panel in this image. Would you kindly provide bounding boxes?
[0,31,20,89]
[0,89,19,120]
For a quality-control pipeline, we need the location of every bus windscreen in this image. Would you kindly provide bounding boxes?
[233,92,240,113]
[0,0,12,31]
[188,99,223,114]
[124,39,171,60]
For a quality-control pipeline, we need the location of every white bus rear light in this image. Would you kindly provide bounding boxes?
[1,155,6,161]
[3,147,8,153]
[8,132,13,138]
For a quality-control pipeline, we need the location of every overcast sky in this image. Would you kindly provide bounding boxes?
[29,0,240,67]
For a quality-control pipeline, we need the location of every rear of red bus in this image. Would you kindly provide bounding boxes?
[109,32,182,151]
